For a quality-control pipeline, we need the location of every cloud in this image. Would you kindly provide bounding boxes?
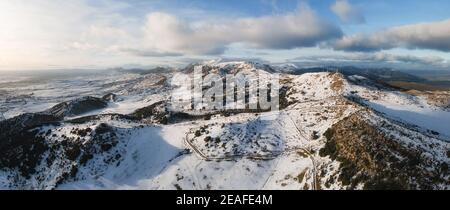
[142,5,342,55]
[120,48,183,57]
[331,0,365,24]
[2,0,448,71]
[0,0,139,69]
[332,19,450,52]
[1,1,343,69]
[289,52,448,68]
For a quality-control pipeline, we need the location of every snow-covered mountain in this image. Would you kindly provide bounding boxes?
[0,61,449,190]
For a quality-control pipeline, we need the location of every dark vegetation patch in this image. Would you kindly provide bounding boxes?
[130,101,167,124]
[70,127,92,137]
[44,123,120,187]
[102,93,117,102]
[319,112,449,190]
[0,112,122,188]
[44,96,108,118]
[66,113,133,124]
[0,113,60,177]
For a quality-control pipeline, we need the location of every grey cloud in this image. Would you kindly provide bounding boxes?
[142,5,342,55]
[289,52,447,67]
[332,19,450,52]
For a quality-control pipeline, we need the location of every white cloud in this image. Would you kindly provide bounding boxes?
[0,0,140,70]
[141,5,342,55]
[0,0,448,71]
[332,19,450,52]
[331,0,365,24]
[0,1,343,69]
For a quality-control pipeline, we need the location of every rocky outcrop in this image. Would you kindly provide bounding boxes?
[0,114,121,188]
[102,93,117,102]
[0,113,61,177]
[130,101,168,124]
[43,96,109,118]
[0,95,121,187]
[407,90,450,111]
[319,111,450,190]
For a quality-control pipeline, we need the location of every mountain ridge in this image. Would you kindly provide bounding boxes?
[0,61,449,190]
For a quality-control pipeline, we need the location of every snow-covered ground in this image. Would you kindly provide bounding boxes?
[345,75,450,139]
[46,114,311,190]
[58,123,191,190]
[54,72,359,190]
[366,100,450,137]
[1,63,449,190]
[0,70,169,119]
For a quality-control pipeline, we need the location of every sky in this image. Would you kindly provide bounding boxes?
[1,0,450,71]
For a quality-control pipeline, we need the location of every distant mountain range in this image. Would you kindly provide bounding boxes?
[273,65,450,91]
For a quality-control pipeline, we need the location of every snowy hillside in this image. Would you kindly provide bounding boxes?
[0,61,449,190]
